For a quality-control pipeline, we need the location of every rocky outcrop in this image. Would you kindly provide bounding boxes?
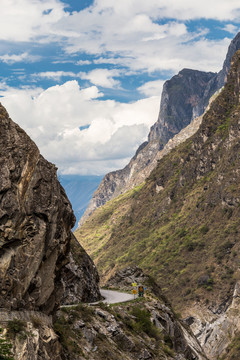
[0,103,100,315]
[148,69,215,145]
[60,237,100,304]
[0,310,62,360]
[78,32,240,226]
[54,268,207,360]
[184,281,240,360]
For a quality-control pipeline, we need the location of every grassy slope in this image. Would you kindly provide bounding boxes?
[75,52,240,312]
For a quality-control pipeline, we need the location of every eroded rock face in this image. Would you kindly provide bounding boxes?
[78,32,240,227]
[148,69,216,145]
[60,238,100,304]
[0,104,100,314]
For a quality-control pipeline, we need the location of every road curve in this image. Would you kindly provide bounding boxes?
[60,289,135,308]
[100,289,135,304]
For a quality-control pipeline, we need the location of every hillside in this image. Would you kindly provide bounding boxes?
[55,267,207,360]
[78,32,240,226]
[76,49,240,314]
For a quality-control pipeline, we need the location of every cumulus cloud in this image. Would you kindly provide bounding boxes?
[79,69,121,88]
[31,68,121,88]
[0,81,160,175]
[0,0,67,42]
[138,80,165,97]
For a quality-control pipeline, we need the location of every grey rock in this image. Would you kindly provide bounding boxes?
[83,328,97,344]
[138,349,152,359]
[73,320,86,329]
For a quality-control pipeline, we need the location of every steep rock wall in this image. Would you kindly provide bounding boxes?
[0,104,100,315]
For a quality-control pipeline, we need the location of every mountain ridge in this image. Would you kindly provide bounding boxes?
[78,32,240,227]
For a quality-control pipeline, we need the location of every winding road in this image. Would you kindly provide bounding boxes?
[100,289,135,304]
[61,289,135,308]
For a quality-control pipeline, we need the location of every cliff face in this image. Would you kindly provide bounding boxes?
[78,32,240,226]
[148,69,215,144]
[0,103,100,315]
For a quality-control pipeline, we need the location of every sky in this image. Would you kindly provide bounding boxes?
[0,0,240,175]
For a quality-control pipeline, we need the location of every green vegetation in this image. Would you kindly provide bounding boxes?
[0,328,13,360]
[54,315,84,355]
[53,305,95,356]
[128,306,159,338]
[7,319,28,340]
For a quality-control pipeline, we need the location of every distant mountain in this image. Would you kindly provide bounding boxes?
[78,32,240,226]
[59,174,103,229]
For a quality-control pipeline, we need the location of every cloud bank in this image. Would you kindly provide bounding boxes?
[1,81,159,175]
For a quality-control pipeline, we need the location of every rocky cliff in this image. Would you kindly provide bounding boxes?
[76,50,240,359]
[0,103,100,313]
[148,69,215,144]
[0,103,101,358]
[78,32,240,226]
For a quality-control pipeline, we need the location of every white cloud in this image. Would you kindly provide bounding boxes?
[55,3,232,74]
[79,69,121,88]
[93,0,240,21]
[0,0,238,76]
[0,52,40,64]
[0,0,67,42]
[32,71,77,81]
[0,81,160,175]
[76,60,92,65]
[223,24,239,34]
[31,68,121,88]
[138,80,165,97]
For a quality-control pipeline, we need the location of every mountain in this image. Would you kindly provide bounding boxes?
[76,50,240,359]
[78,32,240,226]
[59,174,103,230]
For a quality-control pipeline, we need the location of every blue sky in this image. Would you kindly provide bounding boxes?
[0,0,239,175]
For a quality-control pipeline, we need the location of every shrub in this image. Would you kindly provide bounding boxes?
[0,328,13,360]
[199,225,209,235]
[130,306,158,339]
[7,319,27,337]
